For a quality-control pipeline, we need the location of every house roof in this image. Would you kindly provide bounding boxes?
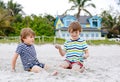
[56,15,91,24]
[79,16,91,24]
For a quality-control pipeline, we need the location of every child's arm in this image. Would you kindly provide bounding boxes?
[55,44,66,56]
[11,53,19,72]
[83,49,89,59]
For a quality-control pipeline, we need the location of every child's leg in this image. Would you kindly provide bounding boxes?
[30,65,43,73]
[60,61,70,69]
[72,62,85,73]
[79,66,85,73]
[43,64,58,76]
[43,64,49,70]
[72,63,80,71]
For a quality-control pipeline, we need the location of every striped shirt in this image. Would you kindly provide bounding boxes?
[16,43,40,71]
[64,38,88,62]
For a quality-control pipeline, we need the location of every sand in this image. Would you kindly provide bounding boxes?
[0,43,120,82]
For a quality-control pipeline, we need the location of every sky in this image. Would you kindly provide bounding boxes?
[3,0,120,17]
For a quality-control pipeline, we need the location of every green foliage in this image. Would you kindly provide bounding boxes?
[30,15,54,36]
[0,7,14,36]
[0,0,23,36]
[7,0,23,16]
[0,0,6,8]
[100,10,120,37]
[11,14,55,36]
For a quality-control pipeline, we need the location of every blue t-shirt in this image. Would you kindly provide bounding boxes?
[16,43,41,71]
[64,38,88,62]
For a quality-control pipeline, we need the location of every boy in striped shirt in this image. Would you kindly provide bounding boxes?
[55,21,89,73]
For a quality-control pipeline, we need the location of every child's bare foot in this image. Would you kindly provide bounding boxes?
[50,70,58,76]
[80,67,85,73]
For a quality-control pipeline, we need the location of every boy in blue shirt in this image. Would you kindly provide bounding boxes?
[11,28,57,75]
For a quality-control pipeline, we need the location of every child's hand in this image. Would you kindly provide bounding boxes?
[55,44,61,49]
[83,55,88,59]
[55,44,66,56]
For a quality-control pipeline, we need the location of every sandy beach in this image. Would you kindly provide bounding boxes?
[0,43,120,82]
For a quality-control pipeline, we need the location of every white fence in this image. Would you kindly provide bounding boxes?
[0,36,64,44]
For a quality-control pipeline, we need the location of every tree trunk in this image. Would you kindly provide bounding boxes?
[76,9,81,21]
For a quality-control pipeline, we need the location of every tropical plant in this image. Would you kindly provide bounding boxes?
[30,15,55,36]
[0,0,56,36]
[63,0,96,21]
[7,0,23,16]
[0,7,14,36]
[112,16,120,35]
[101,11,116,30]
[12,14,55,36]
[44,14,56,22]
[0,0,6,8]
[100,10,120,38]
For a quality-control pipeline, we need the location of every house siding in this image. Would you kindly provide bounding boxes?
[54,15,103,40]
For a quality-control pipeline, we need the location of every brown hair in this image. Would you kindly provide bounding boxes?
[20,28,35,42]
[68,21,82,32]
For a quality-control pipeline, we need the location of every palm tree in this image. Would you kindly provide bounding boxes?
[0,0,6,8]
[101,11,116,30]
[7,0,26,24]
[112,16,120,35]
[100,10,120,38]
[7,0,23,16]
[0,7,14,36]
[63,0,96,21]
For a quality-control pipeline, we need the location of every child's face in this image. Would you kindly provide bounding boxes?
[69,30,80,40]
[23,35,35,45]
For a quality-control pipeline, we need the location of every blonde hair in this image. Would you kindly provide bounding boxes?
[20,28,35,42]
[68,21,82,32]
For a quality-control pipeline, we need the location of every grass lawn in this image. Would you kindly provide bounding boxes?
[86,39,120,45]
[0,36,120,45]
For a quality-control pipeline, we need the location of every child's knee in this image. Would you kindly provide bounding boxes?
[72,64,80,71]
[60,64,67,68]
[31,65,42,73]
[60,63,69,69]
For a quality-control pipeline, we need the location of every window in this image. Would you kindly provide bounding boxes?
[86,34,89,37]
[62,33,65,37]
[80,34,83,37]
[91,33,94,37]
[67,34,69,37]
[96,33,99,37]
[92,19,98,27]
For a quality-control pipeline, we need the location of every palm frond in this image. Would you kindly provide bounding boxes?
[82,9,92,16]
